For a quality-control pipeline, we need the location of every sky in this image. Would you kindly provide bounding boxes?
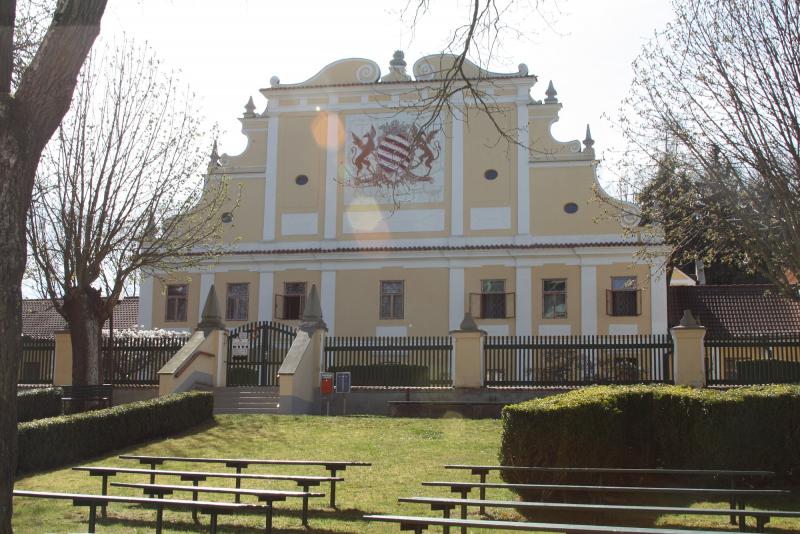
[100,0,675,193]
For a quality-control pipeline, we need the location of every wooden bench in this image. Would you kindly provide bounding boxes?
[443,464,776,516]
[400,496,800,533]
[119,454,370,507]
[61,384,113,411]
[13,489,266,534]
[364,513,732,534]
[74,465,339,526]
[111,482,323,533]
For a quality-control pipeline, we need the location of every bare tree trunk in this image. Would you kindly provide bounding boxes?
[0,129,36,533]
[63,288,105,388]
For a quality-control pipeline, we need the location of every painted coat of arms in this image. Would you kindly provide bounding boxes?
[344,115,444,205]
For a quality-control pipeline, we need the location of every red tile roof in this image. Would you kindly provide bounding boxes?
[667,285,800,339]
[22,297,139,339]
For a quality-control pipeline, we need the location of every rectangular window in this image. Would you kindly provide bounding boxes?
[279,282,306,320]
[165,284,188,322]
[380,280,404,320]
[225,283,249,321]
[542,279,567,319]
[608,276,639,316]
[480,279,507,319]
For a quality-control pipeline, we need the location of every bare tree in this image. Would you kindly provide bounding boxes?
[619,0,800,294]
[27,41,230,387]
[0,2,107,530]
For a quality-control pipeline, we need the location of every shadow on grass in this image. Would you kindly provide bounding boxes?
[96,504,375,534]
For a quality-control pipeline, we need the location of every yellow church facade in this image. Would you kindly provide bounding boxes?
[138,52,667,337]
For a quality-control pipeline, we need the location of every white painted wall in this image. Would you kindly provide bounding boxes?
[650,261,668,334]
[580,265,598,334]
[343,209,445,234]
[324,111,339,240]
[199,273,214,320]
[321,271,336,334]
[470,207,511,231]
[449,267,465,330]
[258,271,274,322]
[262,115,279,241]
[281,213,318,236]
[138,274,154,329]
[515,267,533,336]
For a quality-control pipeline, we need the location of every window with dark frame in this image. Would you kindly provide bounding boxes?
[281,282,306,320]
[165,284,188,322]
[225,283,249,321]
[542,279,567,319]
[380,280,404,320]
[608,276,639,316]
[480,279,507,319]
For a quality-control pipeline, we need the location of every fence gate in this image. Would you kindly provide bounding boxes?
[226,321,296,386]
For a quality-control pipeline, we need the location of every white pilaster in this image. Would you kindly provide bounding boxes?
[515,266,533,336]
[321,270,336,335]
[450,111,464,236]
[580,265,598,335]
[138,274,154,329]
[258,271,274,322]
[199,273,214,320]
[650,261,668,334]
[516,89,530,235]
[263,114,279,241]
[324,111,339,240]
[449,267,465,330]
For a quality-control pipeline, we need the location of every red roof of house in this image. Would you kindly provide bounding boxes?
[21,297,139,339]
[667,285,800,339]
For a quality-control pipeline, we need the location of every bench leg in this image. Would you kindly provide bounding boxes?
[460,489,468,534]
[88,504,97,533]
[442,506,451,534]
[149,462,157,485]
[478,471,487,515]
[329,468,338,509]
[209,512,218,534]
[738,501,746,532]
[730,497,737,525]
[301,484,310,528]
[192,480,200,522]
[265,502,273,534]
[101,475,108,518]
[155,505,163,534]
[235,466,242,503]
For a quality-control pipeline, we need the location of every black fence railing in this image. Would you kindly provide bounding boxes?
[323,336,453,387]
[705,334,800,385]
[226,320,297,386]
[18,337,55,384]
[484,334,674,386]
[103,335,189,385]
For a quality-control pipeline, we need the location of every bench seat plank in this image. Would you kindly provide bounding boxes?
[14,490,263,509]
[365,514,730,533]
[443,465,775,478]
[74,466,342,483]
[422,481,789,496]
[119,454,371,468]
[110,482,323,499]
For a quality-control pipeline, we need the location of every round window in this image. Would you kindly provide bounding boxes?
[295,174,309,185]
[220,212,234,223]
[564,202,579,214]
[484,169,498,180]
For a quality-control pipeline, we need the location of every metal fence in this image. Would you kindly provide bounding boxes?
[323,336,453,387]
[103,335,189,385]
[705,334,800,385]
[226,321,297,386]
[484,334,674,387]
[18,337,55,384]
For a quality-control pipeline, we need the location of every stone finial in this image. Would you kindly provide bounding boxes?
[299,284,327,334]
[208,140,220,169]
[583,124,595,152]
[678,309,702,328]
[243,96,256,118]
[197,285,224,334]
[382,50,412,82]
[459,312,479,331]
[269,75,280,87]
[544,80,558,104]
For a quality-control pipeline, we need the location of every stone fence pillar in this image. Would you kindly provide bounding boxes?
[53,330,73,386]
[451,313,486,388]
[670,309,707,387]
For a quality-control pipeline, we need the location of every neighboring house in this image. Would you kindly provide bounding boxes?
[667,285,800,339]
[22,297,140,339]
[139,52,668,337]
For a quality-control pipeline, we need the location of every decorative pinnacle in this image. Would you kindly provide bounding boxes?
[299,284,327,334]
[544,80,558,104]
[243,96,256,118]
[208,140,220,168]
[678,309,702,328]
[583,124,595,150]
[459,312,479,331]
[390,50,407,69]
[197,285,224,333]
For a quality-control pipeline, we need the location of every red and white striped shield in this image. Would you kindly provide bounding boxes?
[376,133,413,177]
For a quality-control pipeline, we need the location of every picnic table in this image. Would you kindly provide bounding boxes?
[119,454,370,507]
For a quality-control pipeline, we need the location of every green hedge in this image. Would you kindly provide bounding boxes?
[328,364,431,386]
[500,385,800,480]
[17,387,62,422]
[17,391,213,475]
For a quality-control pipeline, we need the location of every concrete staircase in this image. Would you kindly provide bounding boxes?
[212,386,280,414]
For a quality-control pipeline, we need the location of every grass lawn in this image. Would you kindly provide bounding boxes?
[12,415,800,533]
